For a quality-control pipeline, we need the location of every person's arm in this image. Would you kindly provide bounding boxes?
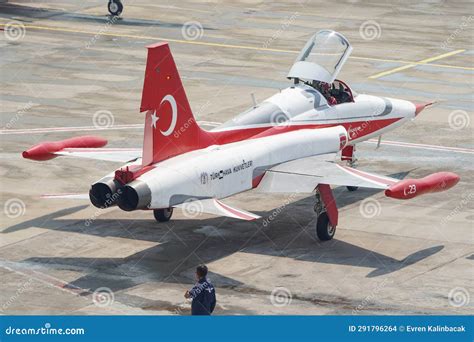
[210,291,216,313]
[185,284,198,299]
[188,283,203,299]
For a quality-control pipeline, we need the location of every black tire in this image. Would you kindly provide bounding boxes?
[316,212,336,241]
[108,0,123,16]
[346,186,359,192]
[154,208,173,222]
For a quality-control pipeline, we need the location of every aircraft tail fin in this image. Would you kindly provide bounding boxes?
[140,42,209,165]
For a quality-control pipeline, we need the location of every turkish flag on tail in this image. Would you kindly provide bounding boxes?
[140,42,210,165]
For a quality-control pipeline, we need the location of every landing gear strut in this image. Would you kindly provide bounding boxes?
[314,184,338,241]
[342,145,359,192]
[154,208,173,222]
[108,0,123,16]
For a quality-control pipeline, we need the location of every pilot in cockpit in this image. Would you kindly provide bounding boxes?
[310,81,337,106]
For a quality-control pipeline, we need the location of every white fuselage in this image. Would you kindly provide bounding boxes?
[135,126,347,208]
[214,84,417,144]
[118,85,417,210]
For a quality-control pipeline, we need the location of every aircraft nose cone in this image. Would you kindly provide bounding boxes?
[412,102,434,116]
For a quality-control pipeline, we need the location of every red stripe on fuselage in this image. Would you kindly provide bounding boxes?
[209,118,402,145]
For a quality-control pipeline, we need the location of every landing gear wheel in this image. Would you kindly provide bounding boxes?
[154,208,173,222]
[108,0,123,16]
[346,186,359,191]
[316,212,336,241]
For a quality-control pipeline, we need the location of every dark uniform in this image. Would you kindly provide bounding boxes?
[188,277,216,315]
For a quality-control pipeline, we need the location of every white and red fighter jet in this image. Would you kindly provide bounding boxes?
[23,30,459,241]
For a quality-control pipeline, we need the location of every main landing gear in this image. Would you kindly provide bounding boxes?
[314,184,338,241]
[342,145,359,192]
[108,0,123,16]
[154,208,173,222]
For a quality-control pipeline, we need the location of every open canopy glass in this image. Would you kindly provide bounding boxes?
[287,30,352,84]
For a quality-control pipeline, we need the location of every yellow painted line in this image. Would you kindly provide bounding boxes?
[0,23,298,54]
[368,49,467,79]
[1,22,472,71]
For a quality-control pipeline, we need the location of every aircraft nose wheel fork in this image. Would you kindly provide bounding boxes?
[154,208,173,222]
[341,145,359,192]
[314,185,338,241]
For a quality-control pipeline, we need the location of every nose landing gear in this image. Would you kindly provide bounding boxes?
[314,184,338,241]
[342,145,359,192]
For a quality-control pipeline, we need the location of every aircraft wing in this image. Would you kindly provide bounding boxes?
[55,148,142,162]
[256,154,399,193]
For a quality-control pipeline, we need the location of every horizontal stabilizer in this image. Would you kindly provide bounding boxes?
[41,193,89,200]
[56,148,142,162]
[175,198,260,221]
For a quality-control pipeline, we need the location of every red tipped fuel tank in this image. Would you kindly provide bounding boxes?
[22,136,107,161]
[385,172,460,200]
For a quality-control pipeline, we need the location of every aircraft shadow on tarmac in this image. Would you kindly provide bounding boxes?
[3,172,444,300]
[0,3,216,30]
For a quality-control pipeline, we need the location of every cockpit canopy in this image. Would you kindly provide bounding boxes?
[287,30,352,84]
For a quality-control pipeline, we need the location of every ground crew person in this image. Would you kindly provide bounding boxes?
[184,264,216,315]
